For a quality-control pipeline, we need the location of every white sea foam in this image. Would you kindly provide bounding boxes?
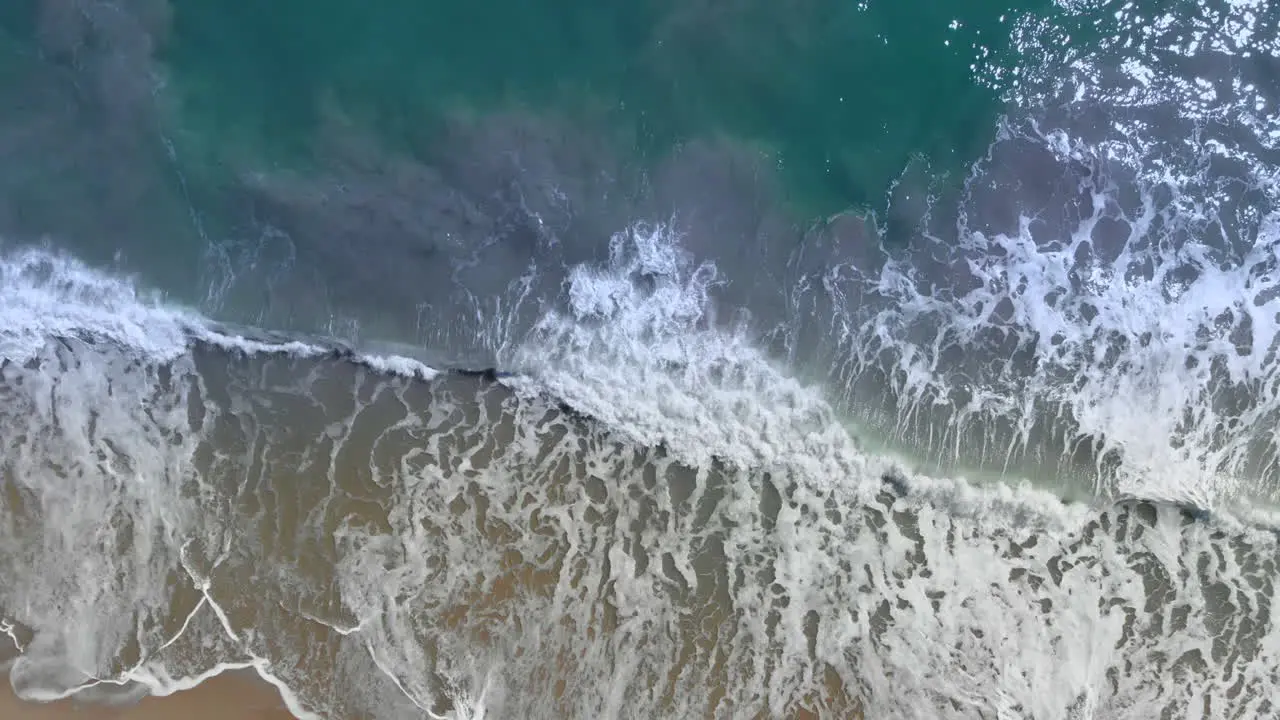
[505,223,886,500]
[0,245,194,363]
[4,110,1280,720]
[3,222,1280,719]
[815,0,1280,506]
[0,244,441,381]
[853,168,1280,503]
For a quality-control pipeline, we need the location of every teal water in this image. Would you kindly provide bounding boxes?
[0,0,1059,338]
[0,0,1047,222]
[162,0,1048,214]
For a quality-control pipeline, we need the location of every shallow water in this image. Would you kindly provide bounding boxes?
[3,252,1280,718]
[1,667,295,719]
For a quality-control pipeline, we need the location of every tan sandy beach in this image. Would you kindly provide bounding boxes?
[0,672,298,720]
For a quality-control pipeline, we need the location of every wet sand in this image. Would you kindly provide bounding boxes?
[0,672,298,720]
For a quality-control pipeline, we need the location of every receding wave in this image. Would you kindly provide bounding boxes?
[3,237,1280,719]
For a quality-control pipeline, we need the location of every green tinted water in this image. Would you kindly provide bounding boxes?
[0,0,1067,319]
[162,0,1047,215]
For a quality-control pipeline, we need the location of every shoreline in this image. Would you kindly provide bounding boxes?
[1,669,299,720]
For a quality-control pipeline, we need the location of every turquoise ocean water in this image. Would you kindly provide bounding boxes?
[4,0,1280,717]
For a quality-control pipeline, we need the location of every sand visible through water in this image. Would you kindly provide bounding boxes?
[1,673,294,720]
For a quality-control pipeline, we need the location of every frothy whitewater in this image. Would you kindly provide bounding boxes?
[3,207,1280,718]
